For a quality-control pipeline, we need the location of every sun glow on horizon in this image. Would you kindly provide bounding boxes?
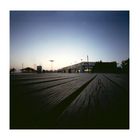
[10,11,129,70]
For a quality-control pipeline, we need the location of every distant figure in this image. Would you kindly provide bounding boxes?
[98,79,102,85]
[95,79,105,91]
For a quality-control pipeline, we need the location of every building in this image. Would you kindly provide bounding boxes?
[57,61,117,73]
[37,65,42,73]
[57,62,95,73]
[21,67,36,73]
[94,61,117,73]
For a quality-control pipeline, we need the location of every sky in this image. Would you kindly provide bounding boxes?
[10,11,129,70]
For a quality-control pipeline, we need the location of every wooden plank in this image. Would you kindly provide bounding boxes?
[10,73,129,128]
[57,74,128,128]
[103,73,129,92]
[31,74,97,111]
[11,73,96,127]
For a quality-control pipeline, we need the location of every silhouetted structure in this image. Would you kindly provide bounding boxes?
[21,67,36,73]
[37,66,42,73]
[56,60,129,73]
[93,61,117,73]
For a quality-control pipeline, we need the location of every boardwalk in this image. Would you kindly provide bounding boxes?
[10,73,129,129]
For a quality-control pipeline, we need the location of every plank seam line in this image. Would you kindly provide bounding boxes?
[29,78,79,93]
[47,74,97,120]
[22,76,80,85]
[103,74,127,93]
[16,76,62,81]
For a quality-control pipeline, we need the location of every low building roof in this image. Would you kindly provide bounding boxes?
[21,67,36,71]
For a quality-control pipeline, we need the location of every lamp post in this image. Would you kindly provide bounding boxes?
[22,63,24,69]
[74,61,77,73]
[81,59,83,73]
[49,60,54,71]
[87,55,89,73]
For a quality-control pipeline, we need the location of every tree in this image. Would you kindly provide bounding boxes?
[121,59,129,73]
[10,68,16,73]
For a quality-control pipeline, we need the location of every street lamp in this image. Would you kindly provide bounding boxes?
[49,60,54,71]
[87,55,89,73]
[81,59,83,73]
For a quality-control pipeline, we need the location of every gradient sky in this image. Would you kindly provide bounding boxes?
[10,11,129,70]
